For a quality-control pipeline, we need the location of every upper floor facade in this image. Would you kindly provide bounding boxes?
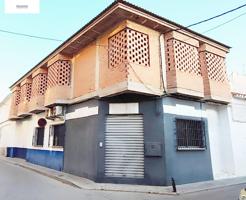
[9,0,231,120]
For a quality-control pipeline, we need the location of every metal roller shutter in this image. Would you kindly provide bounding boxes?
[105,115,144,178]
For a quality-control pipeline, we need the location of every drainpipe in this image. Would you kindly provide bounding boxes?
[159,33,167,94]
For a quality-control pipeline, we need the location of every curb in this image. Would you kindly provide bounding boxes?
[0,157,176,196]
[179,181,246,195]
[1,156,246,196]
[0,157,82,189]
[15,163,82,189]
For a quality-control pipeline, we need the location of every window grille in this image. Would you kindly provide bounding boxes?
[176,119,205,150]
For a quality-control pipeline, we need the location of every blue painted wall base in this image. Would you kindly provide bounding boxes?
[7,147,27,159]
[6,147,63,171]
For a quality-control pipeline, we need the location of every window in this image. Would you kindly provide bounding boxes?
[176,119,205,150]
[51,124,65,147]
[33,127,44,146]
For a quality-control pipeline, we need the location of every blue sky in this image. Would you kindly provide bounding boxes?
[0,0,246,100]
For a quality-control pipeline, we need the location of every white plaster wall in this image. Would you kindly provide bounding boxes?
[0,122,16,155]
[230,73,246,95]
[0,95,11,123]
[109,103,139,114]
[229,73,246,177]
[66,101,99,120]
[206,104,235,179]
[163,97,205,118]
[0,95,16,155]
[229,97,246,177]
[13,112,64,151]
[0,122,16,146]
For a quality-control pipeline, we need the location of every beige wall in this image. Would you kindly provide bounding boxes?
[73,42,97,97]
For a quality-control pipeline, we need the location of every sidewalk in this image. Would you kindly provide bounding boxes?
[1,156,246,195]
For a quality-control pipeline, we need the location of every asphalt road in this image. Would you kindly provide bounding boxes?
[0,160,244,200]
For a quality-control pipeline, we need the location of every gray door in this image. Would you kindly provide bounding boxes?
[105,115,144,178]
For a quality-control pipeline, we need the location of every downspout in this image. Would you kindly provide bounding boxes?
[159,33,167,94]
[95,38,100,92]
[159,33,169,185]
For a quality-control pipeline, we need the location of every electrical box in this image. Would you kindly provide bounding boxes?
[144,142,162,157]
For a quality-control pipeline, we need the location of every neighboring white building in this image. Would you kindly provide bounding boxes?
[0,95,16,156]
[206,103,235,179]
[206,73,246,179]
[229,73,246,177]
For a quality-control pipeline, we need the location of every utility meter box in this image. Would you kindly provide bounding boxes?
[145,142,162,157]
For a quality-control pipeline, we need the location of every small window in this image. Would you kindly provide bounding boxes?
[51,124,65,147]
[33,127,44,147]
[176,119,205,150]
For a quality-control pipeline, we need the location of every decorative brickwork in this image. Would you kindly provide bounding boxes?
[58,61,71,85]
[164,32,204,97]
[199,43,231,103]
[47,62,58,88]
[20,83,32,102]
[109,28,150,69]
[47,60,71,88]
[8,87,21,119]
[31,73,47,97]
[205,52,227,82]
[166,39,201,76]
[13,89,21,106]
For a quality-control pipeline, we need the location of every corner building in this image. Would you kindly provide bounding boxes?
[5,1,233,185]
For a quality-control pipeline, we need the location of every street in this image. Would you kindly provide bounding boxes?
[0,160,244,200]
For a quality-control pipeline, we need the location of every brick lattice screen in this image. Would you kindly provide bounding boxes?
[205,52,227,83]
[13,89,21,106]
[108,28,150,69]
[20,83,32,102]
[166,39,201,76]
[47,60,71,88]
[31,73,48,97]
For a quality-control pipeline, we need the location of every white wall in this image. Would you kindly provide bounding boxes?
[0,95,12,123]
[229,97,246,177]
[0,122,16,155]
[0,95,16,155]
[229,73,246,177]
[206,104,235,179]
[163,97,206,118]
[230,73,246,95]
[0,94,64,152]
[13,112,64,151]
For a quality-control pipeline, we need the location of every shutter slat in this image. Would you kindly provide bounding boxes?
[105,115,144,179]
